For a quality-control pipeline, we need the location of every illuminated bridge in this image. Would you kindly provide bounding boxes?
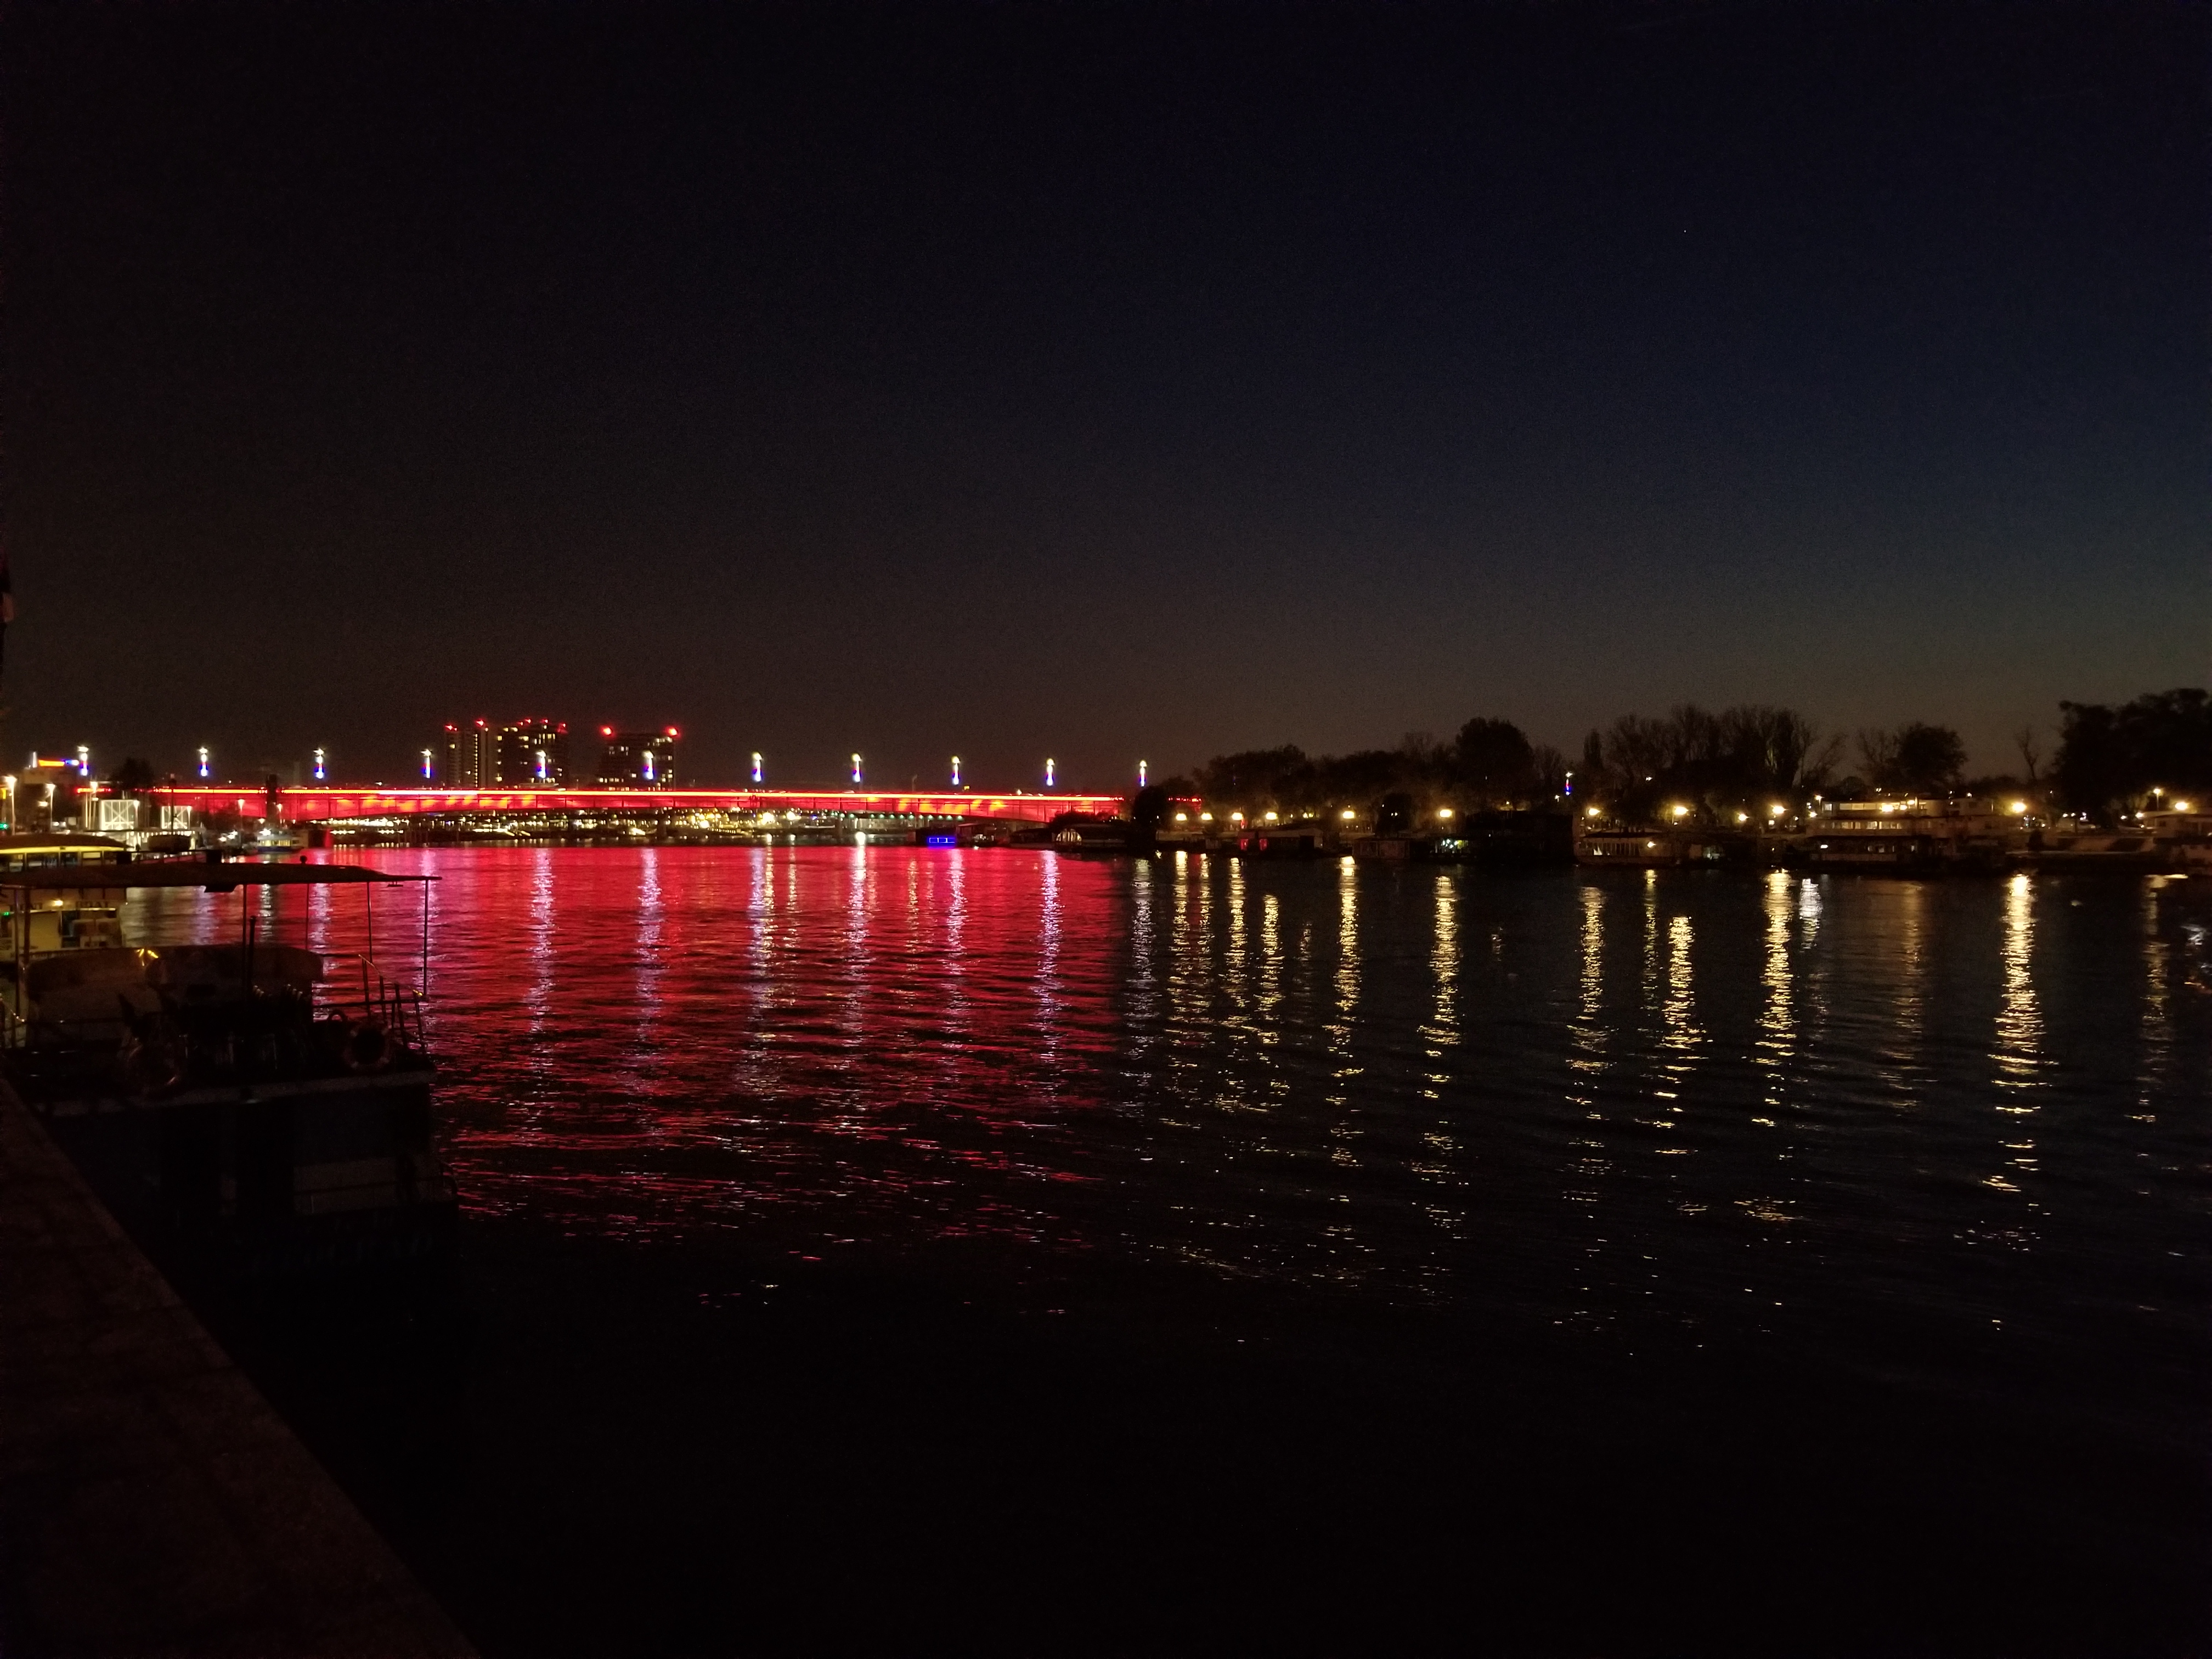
[157,785,1128,827]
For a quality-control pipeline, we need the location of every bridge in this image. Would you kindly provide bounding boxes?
[155,784,1128,826]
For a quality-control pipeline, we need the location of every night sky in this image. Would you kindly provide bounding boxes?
[7,1,2202,791]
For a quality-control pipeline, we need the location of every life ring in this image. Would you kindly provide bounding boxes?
[341,1019,394,1074]
[120,1031,188,1098]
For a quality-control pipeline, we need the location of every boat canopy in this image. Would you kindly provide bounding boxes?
[0,861,434,894]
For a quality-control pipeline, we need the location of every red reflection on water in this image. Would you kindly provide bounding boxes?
[126,846,1135,1249]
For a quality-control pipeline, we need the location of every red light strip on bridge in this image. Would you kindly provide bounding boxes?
[152,786,1127,826]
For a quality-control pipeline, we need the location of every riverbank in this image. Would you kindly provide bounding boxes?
[0,1082,473,1658]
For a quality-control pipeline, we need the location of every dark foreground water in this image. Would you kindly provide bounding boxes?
[129,847,2212,1655]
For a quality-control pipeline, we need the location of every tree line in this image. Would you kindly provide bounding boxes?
[1178,687,2209,826]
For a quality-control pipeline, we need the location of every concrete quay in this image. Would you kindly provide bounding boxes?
[0,1083,474,1658]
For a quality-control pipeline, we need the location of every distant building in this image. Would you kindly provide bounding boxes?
[439,719,571,787]
[595,727,681,787]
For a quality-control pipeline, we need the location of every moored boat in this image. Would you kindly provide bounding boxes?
[0,859,454,1289]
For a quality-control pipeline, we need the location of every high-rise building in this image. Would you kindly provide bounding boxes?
[441,722,488,787]
[439,719,571,786]
[595,726,681,787]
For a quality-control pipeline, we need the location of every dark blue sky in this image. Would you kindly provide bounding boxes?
[8,1,2202,791]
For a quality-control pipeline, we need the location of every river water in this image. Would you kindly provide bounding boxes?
[126,847,2212,1655]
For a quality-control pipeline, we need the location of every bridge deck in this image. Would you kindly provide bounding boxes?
[155,786,1126,825]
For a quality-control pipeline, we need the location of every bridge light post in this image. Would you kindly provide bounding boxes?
[851,753,864,786]
[1138,760,1147,788]
[950,755,961,787]
[1045,758,1056,789]
[421,749,435,781]
[198,747,211,781]
[313,748,327,782]
[76,746,90,776]
[751,752,764,785]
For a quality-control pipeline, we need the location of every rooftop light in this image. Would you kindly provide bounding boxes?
[1671,804,1689,819]
[1340,809,1356,820]
[1437,808,1454,820]
[2177,800,2194,813]
[1263,810,1278,822]
[1585,805,1600,818]
[1769,804,1785,817]
[2010,800,2028,814]
[1174,811,1188,822]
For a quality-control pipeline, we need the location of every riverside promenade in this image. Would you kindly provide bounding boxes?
[0,1084,474,1658]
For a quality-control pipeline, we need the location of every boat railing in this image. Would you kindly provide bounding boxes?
[315,954,431,1054]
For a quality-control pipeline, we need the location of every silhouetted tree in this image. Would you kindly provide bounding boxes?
[1193,747,1311,811]
[1586,704,1837,822]
[1449,718,1536,804]
[1858,723,1966,795]
[2054,689,2212,821]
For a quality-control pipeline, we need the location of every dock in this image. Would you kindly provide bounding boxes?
[0,1081,474,1658]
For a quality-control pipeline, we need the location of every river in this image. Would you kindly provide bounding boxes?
[127,847,2212,1655]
